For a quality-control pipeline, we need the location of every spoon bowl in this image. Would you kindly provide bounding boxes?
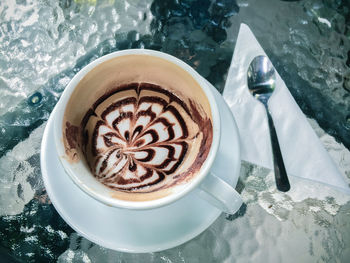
[247,55,275,101]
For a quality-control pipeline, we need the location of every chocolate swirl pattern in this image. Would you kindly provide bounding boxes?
[81,82,212,193]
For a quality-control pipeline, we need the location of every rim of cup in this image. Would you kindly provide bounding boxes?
[53,49,221,210]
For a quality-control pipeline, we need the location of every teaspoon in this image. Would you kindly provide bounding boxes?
[247,55,291,192]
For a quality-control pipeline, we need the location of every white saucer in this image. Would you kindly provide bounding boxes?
[40,81,240,253]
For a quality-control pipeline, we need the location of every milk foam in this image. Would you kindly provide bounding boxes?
[82,83,200,192]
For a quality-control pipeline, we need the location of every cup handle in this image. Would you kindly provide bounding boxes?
[198,172,243,214]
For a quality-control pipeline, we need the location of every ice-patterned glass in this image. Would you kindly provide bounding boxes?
[0,0,350,262]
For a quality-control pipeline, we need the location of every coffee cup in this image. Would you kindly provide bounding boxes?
[53,49,242,214]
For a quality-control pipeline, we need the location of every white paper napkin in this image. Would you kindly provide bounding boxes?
[223,23,350,194]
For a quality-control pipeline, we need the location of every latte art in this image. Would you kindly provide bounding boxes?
[81,82,212,193]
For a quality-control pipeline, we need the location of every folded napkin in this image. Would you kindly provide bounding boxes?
[223,23,350,194]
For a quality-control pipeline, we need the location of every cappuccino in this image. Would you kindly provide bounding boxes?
[62,55,213,201]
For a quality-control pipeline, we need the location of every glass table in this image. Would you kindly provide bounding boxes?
[1,0,349,262]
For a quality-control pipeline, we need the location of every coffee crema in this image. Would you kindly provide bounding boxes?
[62,54,213,200]
[80,82,212,193]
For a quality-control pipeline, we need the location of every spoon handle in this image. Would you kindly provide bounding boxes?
[265,108,291,192]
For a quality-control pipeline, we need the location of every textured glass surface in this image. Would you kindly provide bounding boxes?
[0,0,350,262]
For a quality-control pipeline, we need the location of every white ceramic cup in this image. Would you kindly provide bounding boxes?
[53,49,242,214]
